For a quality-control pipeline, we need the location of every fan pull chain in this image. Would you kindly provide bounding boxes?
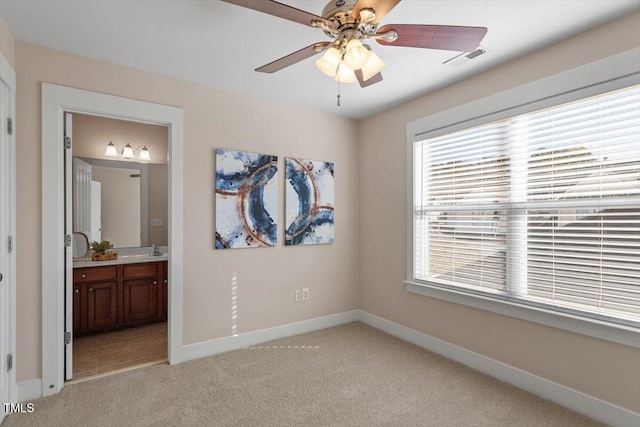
[337,74,341,107]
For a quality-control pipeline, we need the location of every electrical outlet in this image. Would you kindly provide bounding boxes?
[150,218,163,227]
[295,289,302,302]
[302,288,309,301]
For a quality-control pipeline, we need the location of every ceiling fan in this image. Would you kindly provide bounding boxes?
[222,0,488,88]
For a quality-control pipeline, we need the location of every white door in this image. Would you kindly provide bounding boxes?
[0,72,12,422]
[91,181,102,242]
[64,113,73,380]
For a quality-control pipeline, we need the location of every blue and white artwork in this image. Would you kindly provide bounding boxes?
[285,158,334,246]
[215,149,278,249]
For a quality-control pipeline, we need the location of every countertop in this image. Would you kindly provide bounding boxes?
[73,253,168,268]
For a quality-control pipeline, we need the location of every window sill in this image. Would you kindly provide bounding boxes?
[404,280,640,349]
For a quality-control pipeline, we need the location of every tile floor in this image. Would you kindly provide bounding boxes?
[72,322,167,381]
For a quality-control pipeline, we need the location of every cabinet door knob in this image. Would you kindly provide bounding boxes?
[163,280,168,284]
[74,289,79,294]
[89,287,94,292]
[153,281,157,285]
[81,274,87,278]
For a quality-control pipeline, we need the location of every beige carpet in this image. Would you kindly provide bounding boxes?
[4,322,602,427]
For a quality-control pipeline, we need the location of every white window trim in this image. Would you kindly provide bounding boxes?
[406,48,640,349]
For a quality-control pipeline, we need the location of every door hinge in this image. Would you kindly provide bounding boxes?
[6,354,12,372]
[64,234,71,247]
[64,332,71,345]
[6,117,13,135]
[7,236,13,253]
[64,136,71,149]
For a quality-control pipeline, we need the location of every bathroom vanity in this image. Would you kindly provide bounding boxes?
[72,256,168,336]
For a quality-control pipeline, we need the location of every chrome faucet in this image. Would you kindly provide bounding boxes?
[152,244,162,256]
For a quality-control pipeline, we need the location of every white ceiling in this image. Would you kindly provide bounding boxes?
[1,0,638,119]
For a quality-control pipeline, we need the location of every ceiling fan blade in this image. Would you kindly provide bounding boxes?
[351,0,401,25]
[355,70,383,88]
[256,42,329,73]
[222,0,334,28]
[377,24,487,52]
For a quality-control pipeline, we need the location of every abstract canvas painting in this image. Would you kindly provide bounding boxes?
[215,149,278,249]
[285,158,334,246]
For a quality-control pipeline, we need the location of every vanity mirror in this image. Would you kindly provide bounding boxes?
[73,157,168,249]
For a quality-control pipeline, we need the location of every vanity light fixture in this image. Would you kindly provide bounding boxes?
[105,141,151,161]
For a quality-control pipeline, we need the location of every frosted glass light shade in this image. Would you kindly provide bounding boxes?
[334,61,357,83]
[361,50,386,81]
[122,143,134,159]
[139,146,151,161]
[343,39,369,70]
[315,47,341,77]
[105,141,118,156]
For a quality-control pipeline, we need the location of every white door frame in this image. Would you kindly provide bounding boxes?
[41,83,184,397]
[63,112,73,381]
[0,51,16,410]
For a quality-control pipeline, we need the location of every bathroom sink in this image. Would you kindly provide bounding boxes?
[118,253,167,259]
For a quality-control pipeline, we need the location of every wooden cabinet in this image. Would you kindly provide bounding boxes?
[122,262,159,324]
[161,262,168,321]
[73,265,118,335]
[73,284,81,332]
[73,260,167,336]
[87,281,118,330]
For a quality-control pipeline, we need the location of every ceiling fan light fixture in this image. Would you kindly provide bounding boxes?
[361,49,386,81]
[343,39,369,70]
[335,61,357,83]
[315,47,341,77]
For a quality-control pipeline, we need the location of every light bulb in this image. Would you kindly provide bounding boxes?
[315,47,341,77]
[361,49,386,81]
[104,141,118,156]
[343,39,369,70]
[334,61,357,83]
[122,143,134,159]
[139,146,151,161]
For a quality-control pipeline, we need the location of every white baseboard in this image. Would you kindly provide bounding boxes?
[17,379,42,403]
[182,310,359,362]
[356,310,639,427]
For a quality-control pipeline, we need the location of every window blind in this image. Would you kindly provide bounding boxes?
[414,84,640,325]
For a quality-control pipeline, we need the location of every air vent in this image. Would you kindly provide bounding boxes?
[443,46,489,67]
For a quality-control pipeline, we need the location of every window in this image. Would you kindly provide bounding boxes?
[413,84,640,327]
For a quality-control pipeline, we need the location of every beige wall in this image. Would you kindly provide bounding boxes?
[358,12,640,413]
[15,41,360,381]
[72,113,168,165]
[0,14,15,68]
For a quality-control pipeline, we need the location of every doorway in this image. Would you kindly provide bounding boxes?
[41,84,184,397]
[68,113,170,381]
